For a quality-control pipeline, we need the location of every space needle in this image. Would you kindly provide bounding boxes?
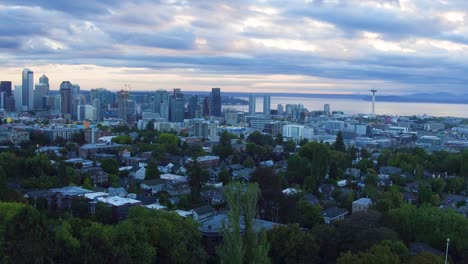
[370,89,377,116]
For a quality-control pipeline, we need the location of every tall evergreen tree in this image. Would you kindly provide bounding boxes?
[334,131,346,152]
[218,182,270,264]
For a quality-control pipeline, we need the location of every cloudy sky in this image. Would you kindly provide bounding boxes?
[1,0,468,94]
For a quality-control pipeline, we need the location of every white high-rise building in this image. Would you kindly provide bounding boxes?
[22,68,34,111]
[78,104,97,121]
[282,124,314,141]
[324,104,330,116]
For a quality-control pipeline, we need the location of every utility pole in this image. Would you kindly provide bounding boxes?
[445,238,450,264]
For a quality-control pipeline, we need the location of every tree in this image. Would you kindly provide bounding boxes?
[283,139,296,152]
[187,161,209,203]
[334,131,346,152]
[417,184,432,205]
[112,134,133,144]
[100,159,119,175]
[70,131,85,145]
[298,142,330,187]
[296,200,324,228]
[387,204,468,262]
[286,155,310,185]
[243,156,255,168]
[3,206,51,263]
[337,244,402,264]
[409,252,443,264]
[251,167,283,222]
[145,120,154,131]
[218,169,231,185]
[52,221,81,263]
[267,224,319,264]
[213,131,233,159]
[218,182,270,264]
[275,134,283,145]
[145,161,160,180]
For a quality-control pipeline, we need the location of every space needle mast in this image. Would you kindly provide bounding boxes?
[370,89,377,116]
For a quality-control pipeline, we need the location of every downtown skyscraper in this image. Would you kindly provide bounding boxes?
[0,81,15,112]
[169,88,184,122]
[22,68,34,111]
[34,74,49,110]
[153,89,169,121]
[210,87,221,117]
[263,95,271,117]
[60,81,73,120]
[249,94,256,115]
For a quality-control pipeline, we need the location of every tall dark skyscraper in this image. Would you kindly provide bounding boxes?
[169,88,184,122]
[188,95,199,118]
[22,68,34,111]
[210,87,221,117]
[203,96,210,117]
[0,81,15,112]
[0,81,12,95]
[60,81,73,119]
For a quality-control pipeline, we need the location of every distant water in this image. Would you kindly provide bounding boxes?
[223,96,468,118]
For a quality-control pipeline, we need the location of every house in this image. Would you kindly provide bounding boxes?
[133,166,146,181]
[47,186,93,210]
[95,195,142,220]
[259,160,274,167]
[107,187,128,197]
[319,184,335,199]
[379,166,403,176]
[90,170,109,185]
[337,180,348,187]
[166,182,191,196]
[191,205,215,221]
[145,203,167,211]
[303,193,320,205]
[78,143,123,158]
[175,209,193,218]
[198,213,279,255]
[440,194,468,210]
[345,168,361,179]
[409,243,443,256]
[231,168,254,182]
[352,198,373,213]
[201,188,225,205]
[405,182,420,193]
[282,188,301,196]
[322,207,348,224]
[457,206,468,218]
[403,192,418,204]
[140,179,166,195]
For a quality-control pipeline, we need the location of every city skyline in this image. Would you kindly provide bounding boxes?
[1,1,468,95]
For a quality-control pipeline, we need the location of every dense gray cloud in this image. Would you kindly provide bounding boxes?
[1,0,468,93]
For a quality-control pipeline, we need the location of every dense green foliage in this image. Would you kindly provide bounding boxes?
[0,203,206,263]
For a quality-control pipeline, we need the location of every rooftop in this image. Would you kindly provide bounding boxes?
[322,207,349,218]
[353,198,373,206]
[83,192,109,200]
[97,196,141,207]
[50,186,93,196]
